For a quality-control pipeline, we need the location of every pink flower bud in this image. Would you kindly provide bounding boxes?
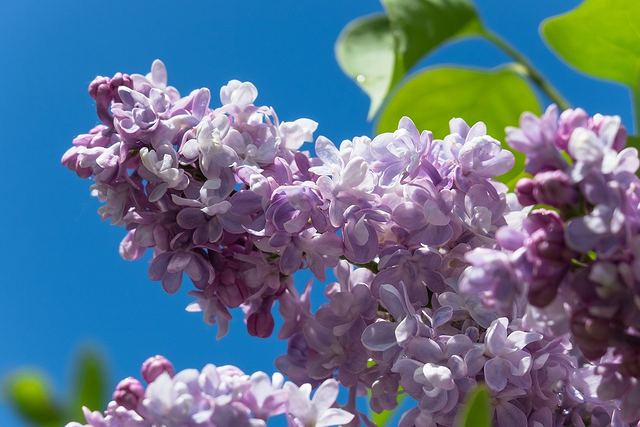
[113,377,144,410]
[141,355,175,383]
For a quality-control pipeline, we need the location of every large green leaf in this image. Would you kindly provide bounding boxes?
[377,66,540,184]
[5,372,65,427]
[336,0,484,118]
[70,350,107,420]
[336,14,401,118]
[457,384,492,427]
[542,0,640,89]
[382,0,483,68]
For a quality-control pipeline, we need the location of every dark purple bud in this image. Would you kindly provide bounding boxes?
[515,178,536,206]
[527,278,560,307]
[141,355,175,383]
[533,170,578,207]
[247,304,275,338]
[113,377,144,410]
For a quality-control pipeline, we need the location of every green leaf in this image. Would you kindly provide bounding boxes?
[5,372,65,427]
[336,1,484,118]
[336,14,401,118]
[542,0,640,89]
[70,349,107,420]
[457,384,492,427]
[376,66,540,184]
[382,0,483,69]
[628,135,640,150]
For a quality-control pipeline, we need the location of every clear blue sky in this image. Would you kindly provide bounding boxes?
[0,0,631,425]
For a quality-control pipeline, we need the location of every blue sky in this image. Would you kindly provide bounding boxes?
[0,0,632,425]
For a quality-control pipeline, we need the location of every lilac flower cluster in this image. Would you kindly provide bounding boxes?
[65,61,636,426]
[63,60,325,339]
[459,105,640,424]
[68,355,353,427]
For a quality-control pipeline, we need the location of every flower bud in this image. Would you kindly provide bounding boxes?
[532,170,577,207]
[113,377,144,410]
[141,355,175,383]
[515,178,536,206]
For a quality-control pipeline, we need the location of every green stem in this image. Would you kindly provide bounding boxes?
[483,30,570,110]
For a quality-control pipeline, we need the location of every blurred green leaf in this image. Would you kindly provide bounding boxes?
[336,14,402,118]
[5,372,65,427]
[382,0,483,69]
[628,135,640,150]
[457,384,491,427]
[70,349,107,420]
[376,66,540,184]
[542,0,640,89]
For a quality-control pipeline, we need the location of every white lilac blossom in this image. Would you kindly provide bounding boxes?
[67,356,352,427]
[65,62,637,426]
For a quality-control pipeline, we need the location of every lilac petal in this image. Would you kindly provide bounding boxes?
[361,321,397,352]
[432,306,453,328]
[420,389,448,412]
[191,88,210,120]
[506,330,542,350]
[485,318,509,356]
[395,316,417,345]
[495,402,528,427]
[342,158,369,188]
[467,121,487,139]
[176,208,206,229]
[406,338,444,363]
[151,59,168,87]
[312,379,339,412]
[445,335,473,357]
[379,285,405,320]
[162,272,182,294]
[484,357,509,392]
[207,219,223,243]
[284,383,312,417]
[279,245,302,275]
[317,408,355,427]
[202,201,232,216]
[422,363,455,390]
[167,251,192,274]
[315,136,341,169]
[393,203,425,230]
[149,252,171,280]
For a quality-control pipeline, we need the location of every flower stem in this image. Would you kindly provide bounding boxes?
[483,30,570,110]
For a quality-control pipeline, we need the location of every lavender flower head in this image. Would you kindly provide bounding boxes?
[67,356,353,427]
[64,61,640,426]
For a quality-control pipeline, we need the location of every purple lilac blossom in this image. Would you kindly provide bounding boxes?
[65,62,637,426]
[67,356,353,427]
[458,105,640,424]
